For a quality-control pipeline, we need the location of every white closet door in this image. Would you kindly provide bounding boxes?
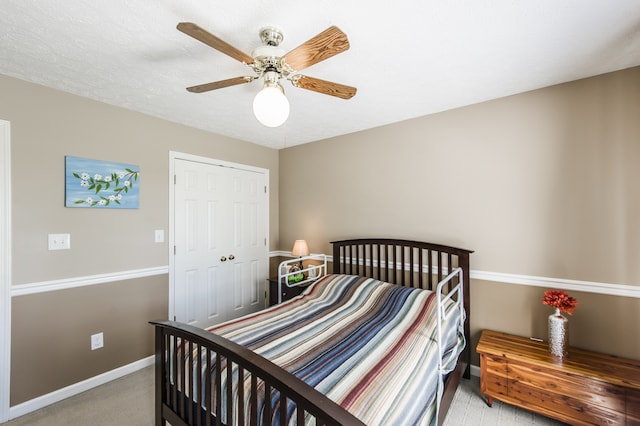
[226,167,268,319]
[173,158,267,329]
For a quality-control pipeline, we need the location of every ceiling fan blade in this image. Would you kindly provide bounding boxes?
[186,76,255,93]
[290,75,357,99]
[282,26,350,71]
[177,22,254,65]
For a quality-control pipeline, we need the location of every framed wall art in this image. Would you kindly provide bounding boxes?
[65,156,140,209]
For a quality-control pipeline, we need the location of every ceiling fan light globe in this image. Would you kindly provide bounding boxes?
[253,86,290,127]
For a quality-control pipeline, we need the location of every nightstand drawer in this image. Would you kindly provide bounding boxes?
[268,278,306,306]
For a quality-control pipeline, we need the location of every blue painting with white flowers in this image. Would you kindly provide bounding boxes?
[65,156,140,208]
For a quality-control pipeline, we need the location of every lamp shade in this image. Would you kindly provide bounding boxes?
[253,85,290,127]
[291,240,309,257]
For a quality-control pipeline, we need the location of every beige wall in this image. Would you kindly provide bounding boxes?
[4,76,280,284]
[2,74,279,404]
[11,277,167,404]
[279,66,640,363]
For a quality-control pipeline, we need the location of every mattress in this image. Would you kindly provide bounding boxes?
[200,273,466,426]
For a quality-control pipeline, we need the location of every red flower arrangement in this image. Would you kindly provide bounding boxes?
[542,290,578,315]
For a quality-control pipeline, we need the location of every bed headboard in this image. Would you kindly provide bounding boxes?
[331,238,472,290]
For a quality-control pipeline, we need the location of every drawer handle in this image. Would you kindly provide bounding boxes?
[220,256,227,262]
[228,254,235,260]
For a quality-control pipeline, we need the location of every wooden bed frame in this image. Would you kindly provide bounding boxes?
[151,238,472,426]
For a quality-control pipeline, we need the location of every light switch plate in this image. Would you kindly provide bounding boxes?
[48,233,70,250]
[154,229,164,243]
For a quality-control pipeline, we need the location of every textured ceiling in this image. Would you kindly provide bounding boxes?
[1,1,640,149]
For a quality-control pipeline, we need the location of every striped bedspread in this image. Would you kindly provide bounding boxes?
[203,273,465,426]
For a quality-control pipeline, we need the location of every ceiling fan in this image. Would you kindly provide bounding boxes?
[177,22,357,127]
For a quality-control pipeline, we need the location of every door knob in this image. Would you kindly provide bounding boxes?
[228,254,235,260]
[220,256,227,262]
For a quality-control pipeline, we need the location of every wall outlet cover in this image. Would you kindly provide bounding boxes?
[91,332,104,350]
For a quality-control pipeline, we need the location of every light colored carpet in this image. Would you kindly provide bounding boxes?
[3,367,566,425]
[4,367,154,426]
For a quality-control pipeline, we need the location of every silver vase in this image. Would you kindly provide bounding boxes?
[548,308,568,357]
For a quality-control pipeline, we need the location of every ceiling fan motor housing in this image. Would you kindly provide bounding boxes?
[252,27,290,81]
[251,45,288,77]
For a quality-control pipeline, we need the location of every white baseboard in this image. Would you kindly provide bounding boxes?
[8,355,154,420]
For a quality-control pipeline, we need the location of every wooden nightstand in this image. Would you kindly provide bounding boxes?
[476,329,640,425]
[267,278,307,306]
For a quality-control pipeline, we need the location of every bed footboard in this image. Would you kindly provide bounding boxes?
[151,320,365,426]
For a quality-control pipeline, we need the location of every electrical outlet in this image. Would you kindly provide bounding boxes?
[91,332,104,350]
[48,233,70,250]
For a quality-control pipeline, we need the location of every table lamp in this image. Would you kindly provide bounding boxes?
[291,239,309,274]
